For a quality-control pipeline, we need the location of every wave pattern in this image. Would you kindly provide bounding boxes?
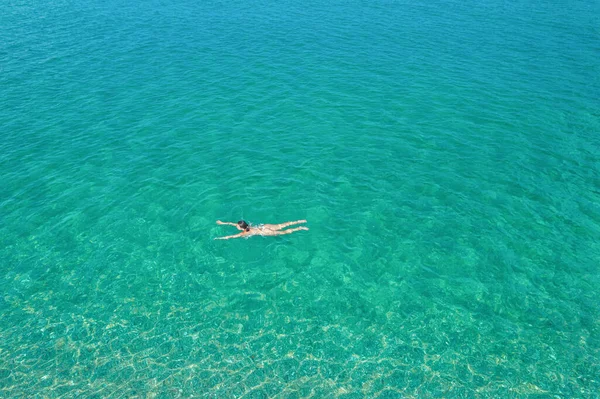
[1,0,600,397]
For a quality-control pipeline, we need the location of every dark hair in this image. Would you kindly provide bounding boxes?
[238,220,250,231]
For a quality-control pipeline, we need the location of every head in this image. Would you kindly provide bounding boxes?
[238,220,250,231]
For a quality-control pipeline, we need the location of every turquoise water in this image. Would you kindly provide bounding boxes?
[1,0,600,397]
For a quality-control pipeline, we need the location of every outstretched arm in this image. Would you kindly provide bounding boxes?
[214,232,245,240]
[216,220,241,229]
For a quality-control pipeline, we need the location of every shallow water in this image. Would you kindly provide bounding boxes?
[1,0,599,397]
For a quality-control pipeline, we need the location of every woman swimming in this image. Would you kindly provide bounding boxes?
[214,220,308,240]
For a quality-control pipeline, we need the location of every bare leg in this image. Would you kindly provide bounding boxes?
[265,220,307,230]
[274,226,309,235]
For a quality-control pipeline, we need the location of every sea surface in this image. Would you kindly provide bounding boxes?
[1,0,599,397]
